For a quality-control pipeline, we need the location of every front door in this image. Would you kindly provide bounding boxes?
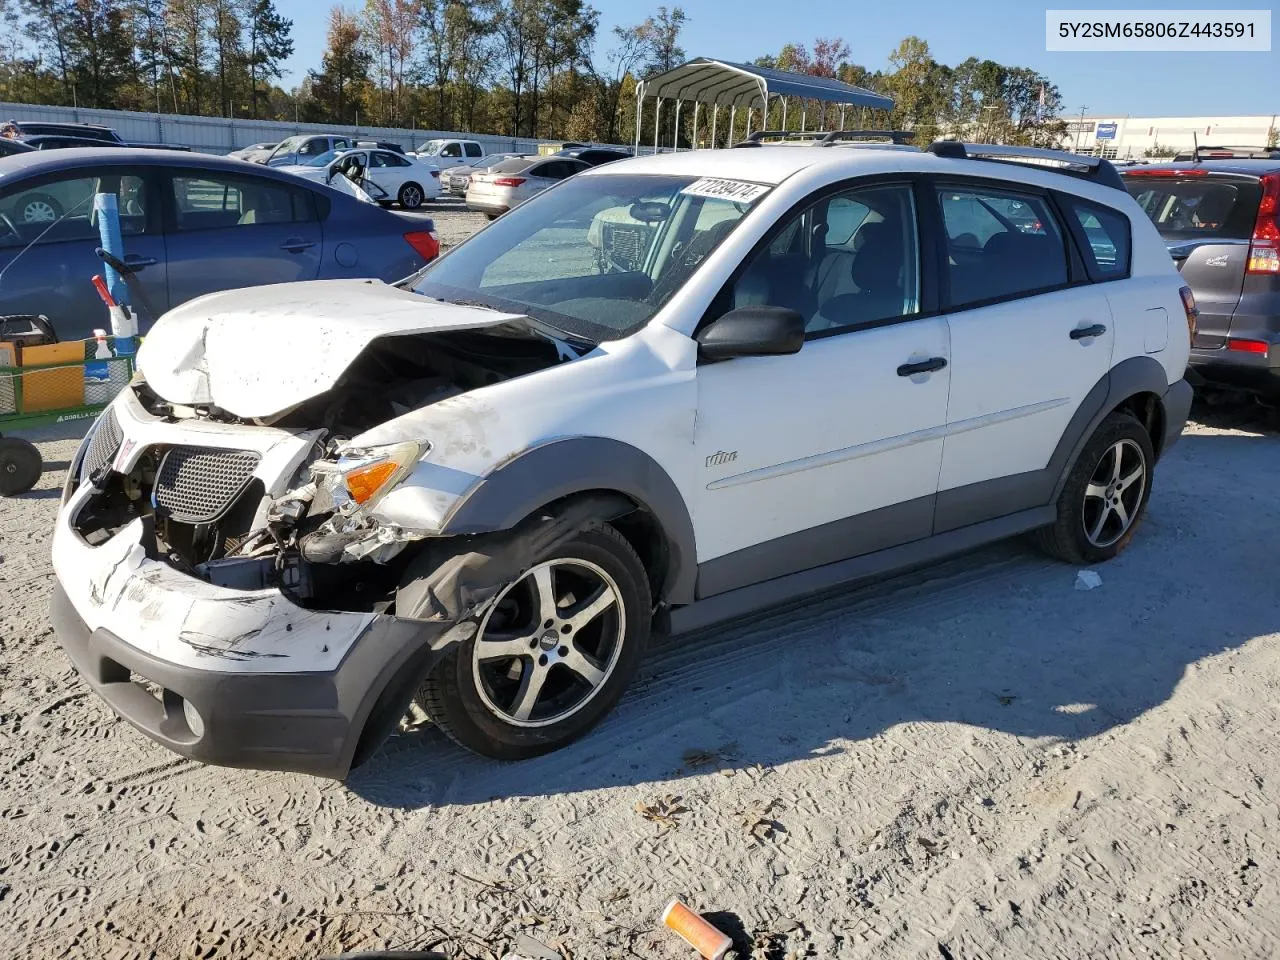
[0,167,168,340]
[162,169,322,307]
[932,181,1116,531]
[692,181,951,597]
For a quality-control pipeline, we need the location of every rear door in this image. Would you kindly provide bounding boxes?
[1123,171,1259,346]
[161,168,322,306]
[933,180,1116,531]
[0,167,167,340]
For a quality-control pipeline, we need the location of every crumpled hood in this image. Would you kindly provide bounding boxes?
[136,279,522,418]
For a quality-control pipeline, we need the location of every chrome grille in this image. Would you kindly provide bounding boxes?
[154,447,260,523]
[80,408,123,483]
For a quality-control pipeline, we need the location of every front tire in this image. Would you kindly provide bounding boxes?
[418,523,651,759]
[398,182,424,209]
[1035,411,1155,565]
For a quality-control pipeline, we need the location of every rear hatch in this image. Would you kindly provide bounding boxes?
[1123,169,1264,347]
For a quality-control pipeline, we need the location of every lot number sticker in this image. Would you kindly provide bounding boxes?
[680,178,769,203]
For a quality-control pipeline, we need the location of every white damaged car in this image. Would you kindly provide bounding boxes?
[51,141,1194,777]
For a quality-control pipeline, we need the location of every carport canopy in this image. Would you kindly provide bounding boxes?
[637,57,894,111]
[634,58,895,152]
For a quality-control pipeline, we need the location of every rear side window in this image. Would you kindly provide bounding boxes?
[1123,177,1254,239]
[171,173,316,231]
[464,142,483,157]
[1066,200,1131,280]
[938,187,1069,308]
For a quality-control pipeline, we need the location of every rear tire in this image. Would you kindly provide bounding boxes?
[418,523,651,760]
[1035,411,1154,565]
[398,182,424,209]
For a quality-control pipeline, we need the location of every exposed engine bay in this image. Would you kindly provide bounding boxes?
[70,326,570,614]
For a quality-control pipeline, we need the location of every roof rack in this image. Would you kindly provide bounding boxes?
[925,141,1126,191]
[734,129,917,149]
[819,130,915,146]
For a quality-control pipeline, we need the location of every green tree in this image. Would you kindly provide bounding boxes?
[244,0,293,119]
[305,5,370,123]
[207,0,244,116]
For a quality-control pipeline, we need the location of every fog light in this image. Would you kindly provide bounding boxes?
[182,699,205,738]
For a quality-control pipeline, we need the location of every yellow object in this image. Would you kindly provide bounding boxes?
[19,340,85,413]
[662,899,733,960]
[345,459,399,505]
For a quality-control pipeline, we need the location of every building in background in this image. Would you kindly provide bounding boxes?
[1067,114,1278,159]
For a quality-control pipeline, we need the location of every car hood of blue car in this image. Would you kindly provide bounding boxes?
[136,278,523,418]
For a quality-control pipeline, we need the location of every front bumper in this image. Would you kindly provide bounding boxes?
[51,583,454,778]
[47,395,466,778]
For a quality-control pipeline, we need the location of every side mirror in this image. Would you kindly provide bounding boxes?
[696,305,805,361]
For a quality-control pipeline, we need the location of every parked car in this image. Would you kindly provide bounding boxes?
[415,138,485,167]
[265,134,357,167]
[1123,160,1280,402]
[465,155,588,218]
[19,134,129,151]
[276,147,441,208]
[0,148,438,341]
[49,140,1192,777]
[0,137,34,158]
[355,139,406,155]
[3,119,189,151]
[440,153,523,197]
[554,145,633,167]
[228,141,278,162]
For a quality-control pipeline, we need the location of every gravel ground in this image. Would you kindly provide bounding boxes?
[3,231,1280,959]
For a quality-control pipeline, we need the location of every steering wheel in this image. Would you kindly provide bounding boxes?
[0,211,18,241]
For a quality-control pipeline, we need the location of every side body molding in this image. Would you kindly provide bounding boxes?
[439,437,698,604]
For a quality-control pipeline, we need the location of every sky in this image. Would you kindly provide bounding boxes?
[274,0,1279,119]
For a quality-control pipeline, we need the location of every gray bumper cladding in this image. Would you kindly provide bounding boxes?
[50,584,463,779]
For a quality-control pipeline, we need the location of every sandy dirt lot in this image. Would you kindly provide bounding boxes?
[2,219,1278,959]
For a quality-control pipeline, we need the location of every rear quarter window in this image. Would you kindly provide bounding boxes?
[1065,199,1132,280]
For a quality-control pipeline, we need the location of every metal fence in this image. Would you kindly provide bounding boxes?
[0,100,570,156]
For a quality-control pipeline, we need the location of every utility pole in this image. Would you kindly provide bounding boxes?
[1074,104,1088,153]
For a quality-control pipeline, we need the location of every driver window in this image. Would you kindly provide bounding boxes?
[728,183,920,336]
[299,139,323,156]
[0,173,147,249]
[441,143,462,158]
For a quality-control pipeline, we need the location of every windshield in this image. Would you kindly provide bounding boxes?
[418,140,443,156]
[304,149,341,167]
[273,135,305,155]
[412,172,767,342]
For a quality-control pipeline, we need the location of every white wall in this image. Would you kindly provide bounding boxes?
[1068,114,1278,159]
[0,100,578,155]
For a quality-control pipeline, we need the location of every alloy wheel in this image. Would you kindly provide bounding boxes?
[1081,438,1147,548]
[471,558,625,728]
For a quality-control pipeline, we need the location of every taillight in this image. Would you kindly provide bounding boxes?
[404,230,439,261]
[1179,285,1198,340]
[1246,173,1280,274]
[1228,338,1269,355]
[1123,168,1207,177]
[492,177,526,187]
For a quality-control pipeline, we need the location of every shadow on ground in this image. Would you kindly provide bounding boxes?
[347,429,1279,809]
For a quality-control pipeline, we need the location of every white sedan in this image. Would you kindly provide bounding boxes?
[277,148,441,208]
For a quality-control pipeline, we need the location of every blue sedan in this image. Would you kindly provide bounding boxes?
[0,148,438,341]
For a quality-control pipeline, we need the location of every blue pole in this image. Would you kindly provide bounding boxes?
[94,192,127,306]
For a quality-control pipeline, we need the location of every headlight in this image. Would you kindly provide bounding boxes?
[312,440,428,516]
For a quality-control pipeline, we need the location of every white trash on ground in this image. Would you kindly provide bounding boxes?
[1075,569,1103,591]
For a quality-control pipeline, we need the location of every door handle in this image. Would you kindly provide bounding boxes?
[1070,323,1107,340]
[897,357,948,377]
[279,239,317,253]
[122,255,158,270]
